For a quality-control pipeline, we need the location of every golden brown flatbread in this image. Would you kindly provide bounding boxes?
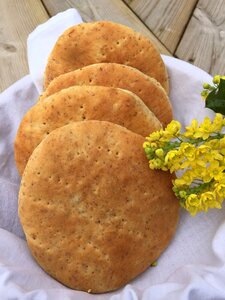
[41,63,172,127]
[44,21,168,92]
[14,85,161,175]
[19,120,179,293]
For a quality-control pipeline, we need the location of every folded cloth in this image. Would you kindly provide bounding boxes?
[0,8,225,300]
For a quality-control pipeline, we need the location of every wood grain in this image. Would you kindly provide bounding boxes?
[42,0,172,55]
[0,0,49,92]
[176,0,225,75]
[124,0,198,53]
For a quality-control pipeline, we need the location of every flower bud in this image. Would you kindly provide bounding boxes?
[213,75,220,84]
[155,148,164,158]
[203,83,210,89]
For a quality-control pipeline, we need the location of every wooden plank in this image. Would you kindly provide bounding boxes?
[42,0,172,56]
[0,0,49,92]
[123,0,198,53]
[175,0,225,76]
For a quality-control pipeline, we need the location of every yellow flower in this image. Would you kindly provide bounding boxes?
[164,150,179,164]
[149,158,163,170]
[143,141,150,148]
[146,131,161,143]
[205,139,220,150]
[218,137,225,155]
[150,142,159,149]
[174,170,194,187]
[164,149,182,172]
[180,143,196,161]
[212,114,224,131]
[211,149,224,161]
[214,183,225,200]
[174,178,187,188]
[195,144,211,156]
[200,191,221,211]
[194,117,214,140]
[207,161,225,181]
[164,120,181,137]
[213,75,221,84]
[185,194,200,216]
[183,119,198,138]
[155,148,164,158]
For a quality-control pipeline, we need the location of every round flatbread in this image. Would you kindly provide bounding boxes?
[42,63,172,127]
[19,120,179,293]
[44,21,168,92]
[15,85,161,175]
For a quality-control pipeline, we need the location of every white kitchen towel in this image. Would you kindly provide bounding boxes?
[1,8,225,300]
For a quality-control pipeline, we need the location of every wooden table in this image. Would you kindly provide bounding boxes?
[1,0,225,92]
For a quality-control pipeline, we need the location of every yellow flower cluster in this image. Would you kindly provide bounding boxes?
[143,113,225,216]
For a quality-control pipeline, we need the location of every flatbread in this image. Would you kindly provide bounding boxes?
[18,120,179,293]
[41,63,172,127]
[44,21,168,92]
[15,85,161,175]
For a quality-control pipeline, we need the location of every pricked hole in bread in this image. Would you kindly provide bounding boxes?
[31,233,37,240]
[43,122,46,125]
[65,257,71,263]
[82,263,89,270]
[80,105,83,109]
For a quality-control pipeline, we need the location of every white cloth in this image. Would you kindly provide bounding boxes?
[0,8,225,300]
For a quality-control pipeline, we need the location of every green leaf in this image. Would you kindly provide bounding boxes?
[205,79,225,115]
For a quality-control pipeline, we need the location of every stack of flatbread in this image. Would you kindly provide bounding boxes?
[15,21,179,293]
